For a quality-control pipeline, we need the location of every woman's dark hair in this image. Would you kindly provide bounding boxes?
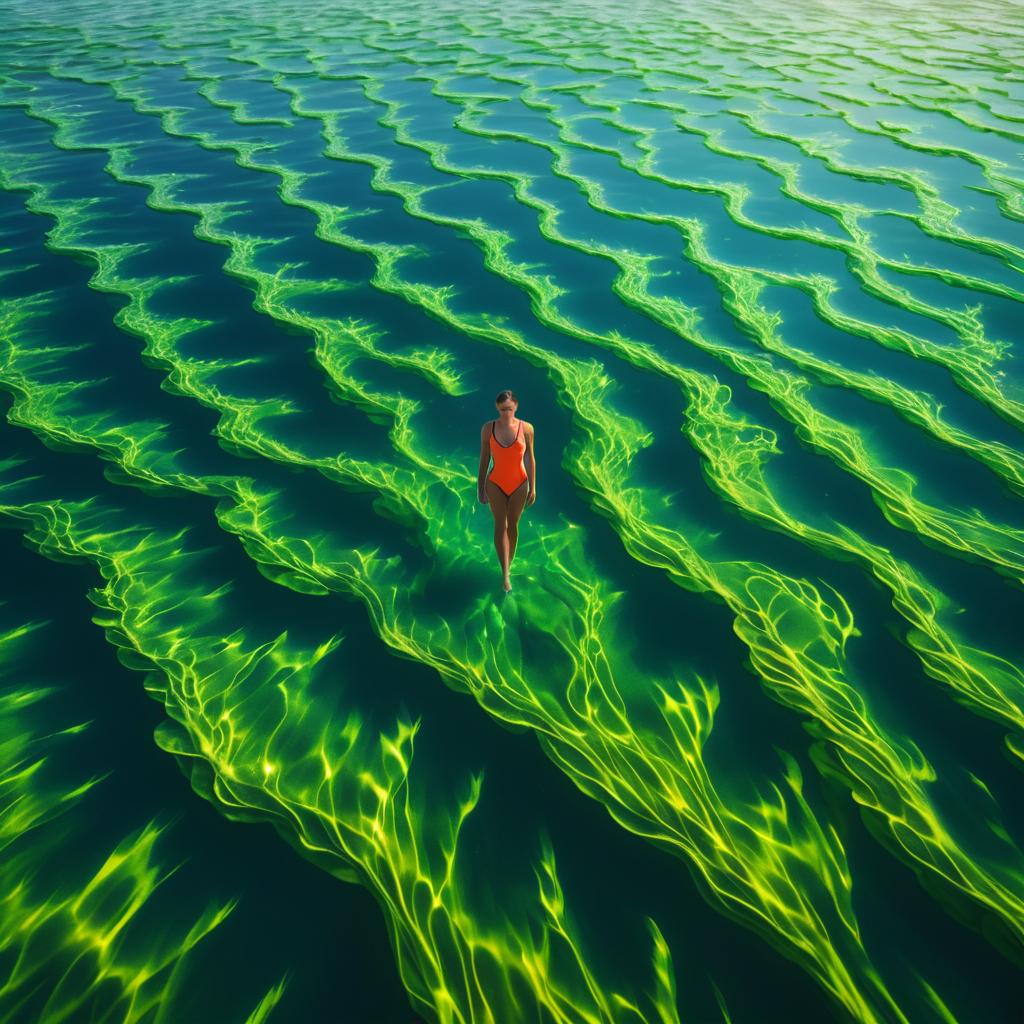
[495,389,518,404]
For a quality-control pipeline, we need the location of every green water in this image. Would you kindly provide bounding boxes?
[0,0,1023,1020]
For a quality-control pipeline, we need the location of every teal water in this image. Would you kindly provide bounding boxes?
[0,1,1023,1021]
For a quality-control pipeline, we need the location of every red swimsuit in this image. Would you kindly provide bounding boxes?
[488,419,528,497]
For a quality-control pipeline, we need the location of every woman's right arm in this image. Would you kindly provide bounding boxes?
[477,424,491,503]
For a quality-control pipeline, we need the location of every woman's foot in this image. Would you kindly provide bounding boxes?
[502,573,512,592]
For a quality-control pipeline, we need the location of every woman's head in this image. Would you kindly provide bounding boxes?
[495,389,518,413]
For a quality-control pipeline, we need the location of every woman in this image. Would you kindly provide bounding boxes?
[478,389,536,592]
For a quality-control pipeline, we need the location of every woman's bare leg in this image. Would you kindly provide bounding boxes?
[505,479,529,566]
[485,480,512,589]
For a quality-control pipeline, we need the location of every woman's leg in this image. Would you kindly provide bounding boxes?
[485,479,511,584]
[505,478,529,565]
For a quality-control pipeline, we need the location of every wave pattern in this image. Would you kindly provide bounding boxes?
[0,0,1022,1021]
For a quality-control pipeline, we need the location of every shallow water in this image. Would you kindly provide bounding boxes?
[0,1,1023,1021]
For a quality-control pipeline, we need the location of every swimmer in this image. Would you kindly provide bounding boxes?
[478,389,536,592]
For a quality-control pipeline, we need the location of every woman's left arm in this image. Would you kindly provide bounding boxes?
[525,423,536,505]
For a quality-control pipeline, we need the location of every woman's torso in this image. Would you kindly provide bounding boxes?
[488,418,527,488]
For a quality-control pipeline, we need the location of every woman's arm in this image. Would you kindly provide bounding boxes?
[525,422,536,504]
[478,423,491,502]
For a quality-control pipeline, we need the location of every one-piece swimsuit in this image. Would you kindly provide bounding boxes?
[488,418,528,497]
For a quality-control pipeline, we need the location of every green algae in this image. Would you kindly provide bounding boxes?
[0,120,894,1018]
[0,609,290,1024]
[4,50,1024,1014]
[0,477,689,1024]
[0,3,1023,1021]
[0,210,889,1018]
[262,59,1024,754]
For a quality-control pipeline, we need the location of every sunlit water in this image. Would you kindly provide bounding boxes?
[1,0,1023,1021]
